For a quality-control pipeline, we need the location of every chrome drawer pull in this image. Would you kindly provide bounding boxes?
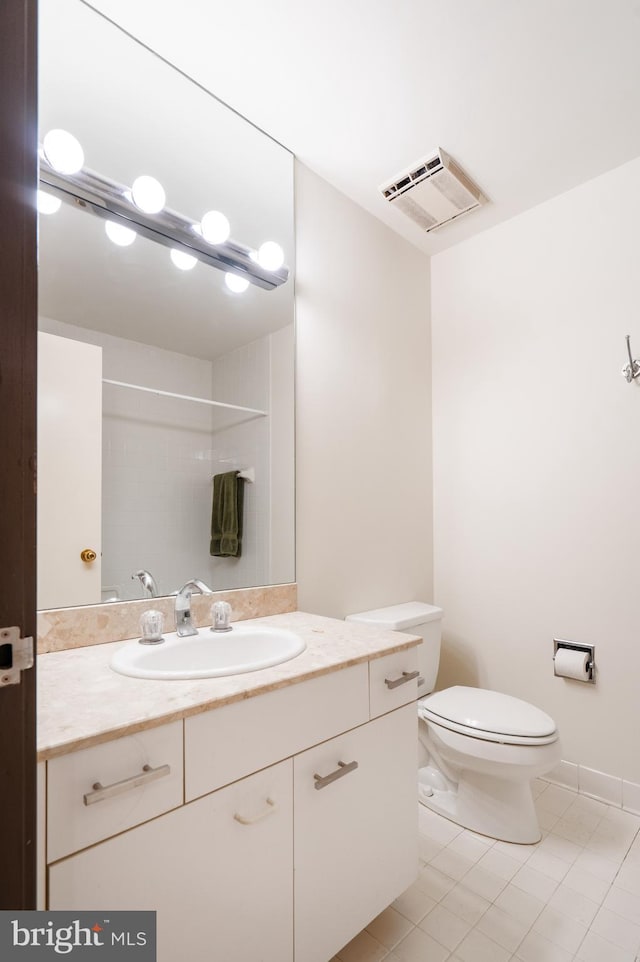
[384,669,420,690]
[234,797,276,825]
[314,760,358,790]
[83,763,171,806]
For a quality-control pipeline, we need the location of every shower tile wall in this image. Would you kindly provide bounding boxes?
[210,337,271,592]
[101,340,217,600]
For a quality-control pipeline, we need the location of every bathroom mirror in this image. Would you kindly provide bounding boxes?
[37,0,295,608]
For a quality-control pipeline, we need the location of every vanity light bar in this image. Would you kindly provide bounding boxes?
[38,156,289,292]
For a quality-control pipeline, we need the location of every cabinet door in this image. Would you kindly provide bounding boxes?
[294,704,417,962]
[37,331,102,608]
[50,759,293,962]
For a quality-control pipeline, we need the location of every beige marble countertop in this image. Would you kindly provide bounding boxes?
[37,611,420,761]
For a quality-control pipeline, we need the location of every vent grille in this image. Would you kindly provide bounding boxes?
[379,149,486,232]
[392,194,439,231]
[381,155,443,199]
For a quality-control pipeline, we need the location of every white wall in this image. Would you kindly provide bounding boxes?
[294,163,433,619]
[269,324,296,585]
[432,156,640,784]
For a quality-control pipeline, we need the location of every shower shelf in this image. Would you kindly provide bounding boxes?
[102,378,268,417]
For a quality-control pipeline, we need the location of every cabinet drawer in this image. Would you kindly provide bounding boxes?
[185,663,369,801]
[369,647,420,718]
[47,720,183,862]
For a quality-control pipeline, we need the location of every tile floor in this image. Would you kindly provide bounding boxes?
[332,780,640,962]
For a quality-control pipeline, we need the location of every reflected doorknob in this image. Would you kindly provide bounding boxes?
[80,548,97,563]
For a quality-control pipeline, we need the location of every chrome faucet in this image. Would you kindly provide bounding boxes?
[132,569,158,598]
[175,579,213,637]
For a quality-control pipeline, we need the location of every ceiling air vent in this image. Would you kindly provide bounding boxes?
[379,149,487,232]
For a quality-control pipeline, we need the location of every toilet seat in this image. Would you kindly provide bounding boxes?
[418,686,558,746]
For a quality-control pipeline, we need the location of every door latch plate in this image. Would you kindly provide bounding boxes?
[0,627,34,686]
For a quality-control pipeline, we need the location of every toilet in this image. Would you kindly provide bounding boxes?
[346,602,561,844]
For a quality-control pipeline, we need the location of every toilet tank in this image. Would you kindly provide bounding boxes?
[345,602,443,695]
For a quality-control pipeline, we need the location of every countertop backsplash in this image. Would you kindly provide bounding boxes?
[36,583,297,654]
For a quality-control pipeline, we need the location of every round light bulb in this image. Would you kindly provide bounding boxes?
[105,220,136,247]
[130,175,166,214]
[224,272,250,294]
[42,129,84,175]
[200,210,230,245]
[170,249,197,271]
[37,190,62,215]
[257,241,285,271]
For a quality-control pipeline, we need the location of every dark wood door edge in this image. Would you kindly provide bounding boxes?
[0,0,39,910]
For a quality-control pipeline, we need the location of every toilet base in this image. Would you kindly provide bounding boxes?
[418,765,541,844]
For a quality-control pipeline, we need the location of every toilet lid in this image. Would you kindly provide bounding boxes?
[418,686,558,745]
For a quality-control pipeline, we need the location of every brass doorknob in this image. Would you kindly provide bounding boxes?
[80,548,97,563]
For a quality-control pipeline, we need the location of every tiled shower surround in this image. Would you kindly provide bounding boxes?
[99,336,272,600]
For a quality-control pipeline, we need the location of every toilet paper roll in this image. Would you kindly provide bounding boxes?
[554,648,591,681]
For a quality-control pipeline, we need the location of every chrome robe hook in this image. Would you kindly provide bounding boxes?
[622,335,640,383]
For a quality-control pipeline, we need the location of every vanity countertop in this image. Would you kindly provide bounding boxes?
[37,610,420,761]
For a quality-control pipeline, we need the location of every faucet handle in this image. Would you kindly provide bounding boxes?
[211,601,232,632]
[139,609,164,645]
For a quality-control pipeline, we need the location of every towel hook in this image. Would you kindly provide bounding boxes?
[622,335,640,383]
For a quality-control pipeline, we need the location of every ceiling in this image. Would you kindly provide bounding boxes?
[86,0,640,256]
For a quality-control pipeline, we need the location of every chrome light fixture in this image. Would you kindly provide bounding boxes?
[38,129,289,292]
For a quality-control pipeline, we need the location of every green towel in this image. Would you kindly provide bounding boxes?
[210,471,244,557]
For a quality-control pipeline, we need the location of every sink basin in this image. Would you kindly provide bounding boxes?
[110,624,306,680]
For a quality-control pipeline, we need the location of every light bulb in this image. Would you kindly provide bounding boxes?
[170,249,197,271]
[257,241,285,271]
[225,272,250,294]
[200,210,230,245]
[130,175,166,214]
[42,129,84,175]
[37,190,61,215]
[105,220,136,247]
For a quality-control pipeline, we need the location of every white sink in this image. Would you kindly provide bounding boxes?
[110,624,306,680]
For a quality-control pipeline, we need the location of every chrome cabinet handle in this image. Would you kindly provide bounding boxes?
[384,669,420,690]
[83,763,171,806]
[233,797,276,825]
[314,760,358,790]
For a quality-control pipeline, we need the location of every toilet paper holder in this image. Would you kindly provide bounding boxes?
[553,639,596,683]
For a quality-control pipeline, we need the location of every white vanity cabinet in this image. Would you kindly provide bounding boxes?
[50,759,293,962]
[45,649,419,962]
